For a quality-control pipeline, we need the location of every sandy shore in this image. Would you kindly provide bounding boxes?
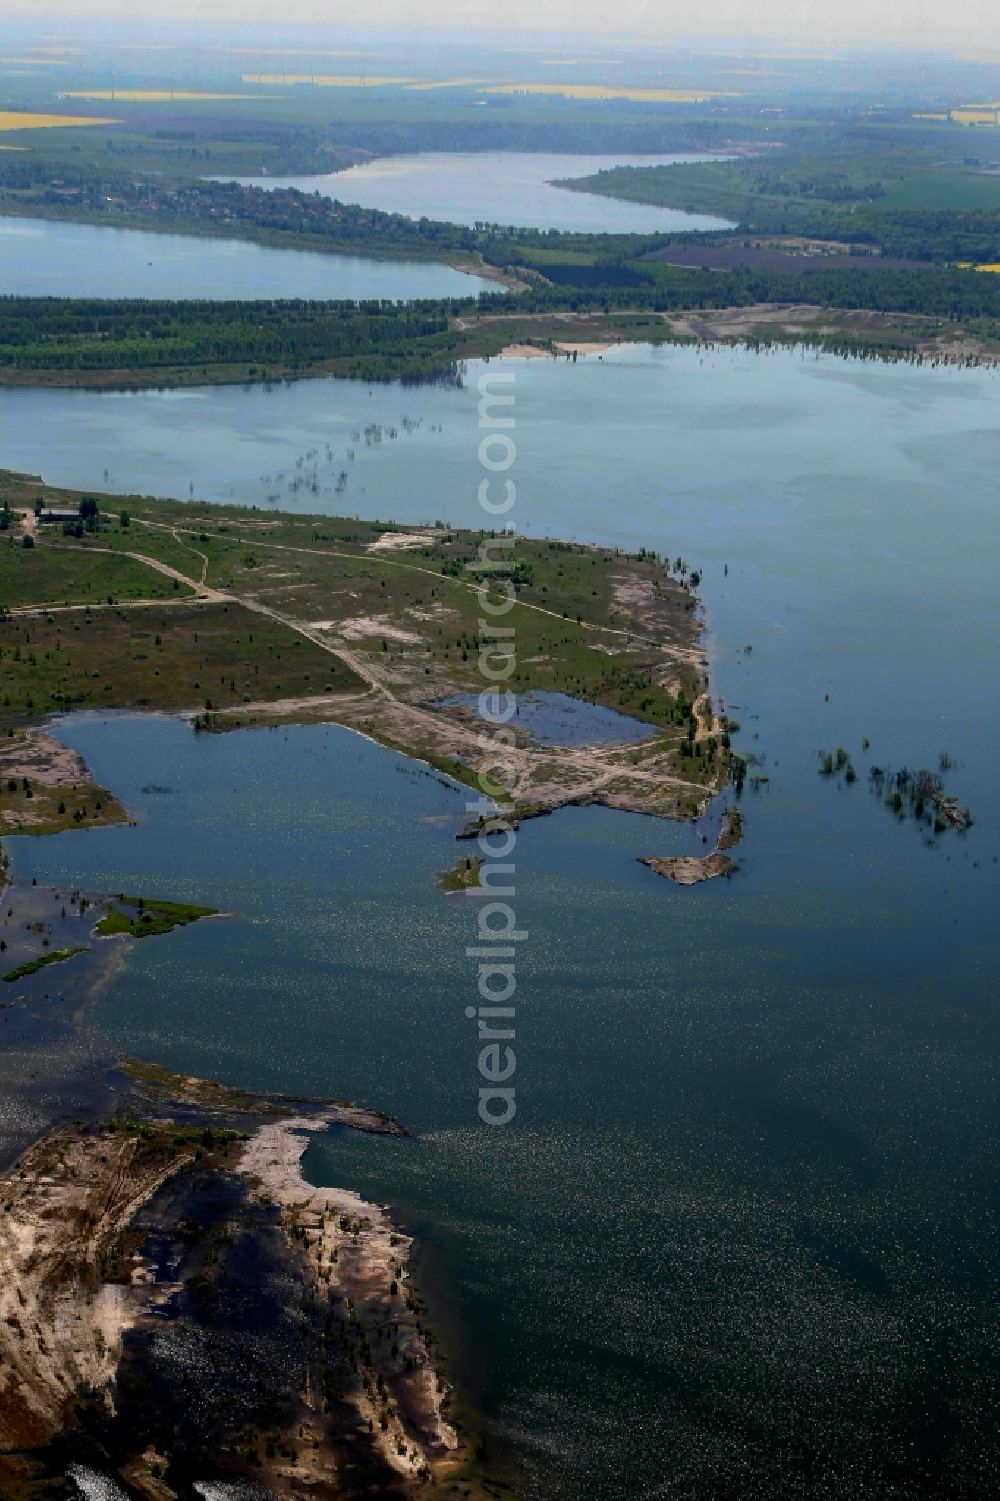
[0,1092,465,1496]
[496,339,623,361]
[497,341,552,359]
[641,850,735,885]
[0,729,91,787]
[553,339,620,355]
[241,1115,460,1482]
[0,1128,195,1453]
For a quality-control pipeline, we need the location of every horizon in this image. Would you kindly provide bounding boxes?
[4,1,1000,57]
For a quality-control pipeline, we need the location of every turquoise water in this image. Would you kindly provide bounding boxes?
[0,214,493,300]
[6,347,1000,1498]
[231,151,734,233]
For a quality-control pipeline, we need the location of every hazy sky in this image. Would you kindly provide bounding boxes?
[10,0,1000,51]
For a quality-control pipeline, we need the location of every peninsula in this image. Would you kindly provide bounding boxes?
[0,470,731,844]
[0,469,734,1495]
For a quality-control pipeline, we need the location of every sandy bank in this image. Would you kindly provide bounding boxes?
[241,1116,460,1481]
[641,850,735,885]
[0,1128,195,1453]
[497,341,552,359]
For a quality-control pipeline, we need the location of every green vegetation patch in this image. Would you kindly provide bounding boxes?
[0,766,127,835]
[3,946,87,982]
[558,148,1000,265]
[0,598,362,718]
[120,1057,292,1115]
[0,533,194,610]
[439,855,484,892]
[96,895,219,939]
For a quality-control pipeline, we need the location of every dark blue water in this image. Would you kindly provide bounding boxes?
[11,703,997,1501]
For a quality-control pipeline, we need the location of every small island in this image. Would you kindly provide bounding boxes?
[818,744,972,835]
[439,855,484,893]
[3,945,87,983]
[641,852,736,886]
[640,806,742,886]
[95,894,221,939]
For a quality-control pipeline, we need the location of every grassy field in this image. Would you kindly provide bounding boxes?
[58,523,216,579]
[0,601,358,719]
[0,537,195,609]
[879,171,1000,211]
[60,499,704,728]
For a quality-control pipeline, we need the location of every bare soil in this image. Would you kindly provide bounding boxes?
[640,851,736,884]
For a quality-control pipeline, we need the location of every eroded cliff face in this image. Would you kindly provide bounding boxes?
[0,1084,475,1501]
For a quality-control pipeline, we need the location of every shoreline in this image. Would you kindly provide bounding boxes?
[0,1068,491,1496]
[3,304,998,392]
[0,199,520,287]
[0,482,734,1495]
[0,481,730,836]
[240,1114,462,1483]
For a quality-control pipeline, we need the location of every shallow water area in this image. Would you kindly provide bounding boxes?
[0,875,123,1170]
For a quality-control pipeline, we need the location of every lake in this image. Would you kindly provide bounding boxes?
[7,345,1000,1500]
[231,150,735,233]
[0,214,494,300]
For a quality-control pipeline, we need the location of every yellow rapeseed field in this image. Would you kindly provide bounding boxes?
[406,78,493,91]
[485,83,739,102]
[0,110,119,131]
[974,263,1000,272]
[915,106,1000,125]
[237,73,736,100]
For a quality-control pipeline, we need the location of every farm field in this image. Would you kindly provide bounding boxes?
[0,109,118,129]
